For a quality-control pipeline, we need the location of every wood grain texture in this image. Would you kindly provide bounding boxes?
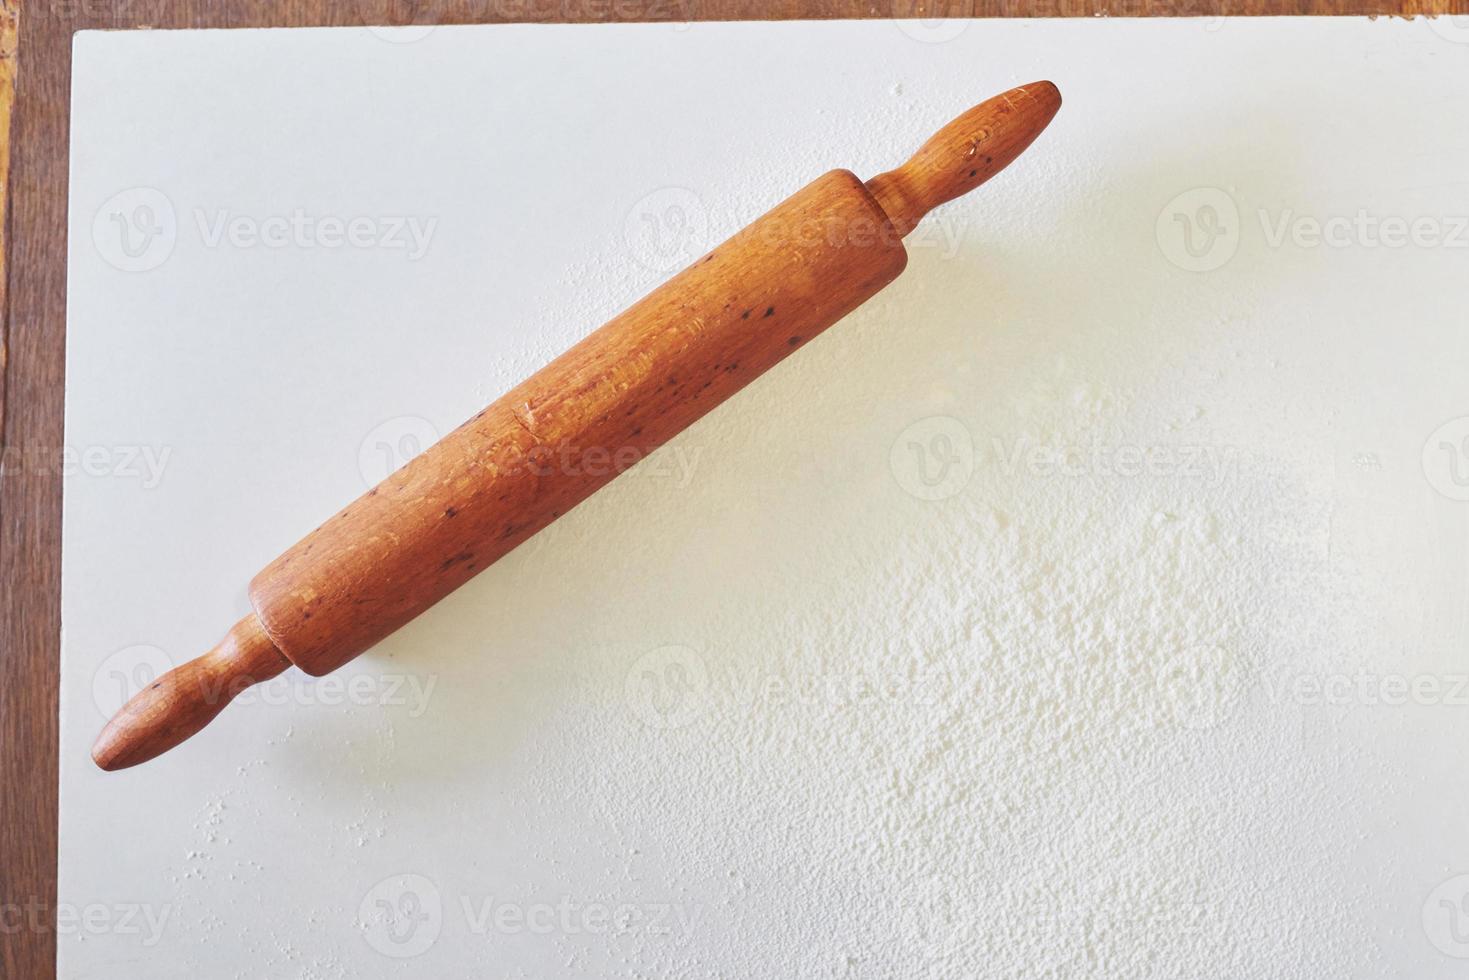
[90,616,290,772]
[2,1,1464,976]
[867,80,1060,236]
[253,169,906,677]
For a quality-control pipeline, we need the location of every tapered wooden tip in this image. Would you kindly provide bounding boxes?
[865,80,1062,237]
[91,614,291,771]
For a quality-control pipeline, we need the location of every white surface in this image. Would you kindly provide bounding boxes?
[63,18,1469,979]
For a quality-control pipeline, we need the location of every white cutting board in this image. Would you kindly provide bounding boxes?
[63,18,1469,979]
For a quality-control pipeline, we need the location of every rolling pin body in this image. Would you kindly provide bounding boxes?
[92,81,1062,770]
[253,169,906,674]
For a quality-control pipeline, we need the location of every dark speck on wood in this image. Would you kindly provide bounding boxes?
[764,306,775,317]
[440,550,475,570]
[437,549,473,570]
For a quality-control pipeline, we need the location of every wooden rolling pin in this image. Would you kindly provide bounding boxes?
[92,81,1061,770]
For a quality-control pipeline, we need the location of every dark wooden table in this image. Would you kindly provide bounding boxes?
[1,1,1462,975]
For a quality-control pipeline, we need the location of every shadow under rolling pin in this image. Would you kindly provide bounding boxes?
[92,81,1062,771]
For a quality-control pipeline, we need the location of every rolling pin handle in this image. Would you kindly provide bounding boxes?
[865,80,1061,238]
[91,614,291,771]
